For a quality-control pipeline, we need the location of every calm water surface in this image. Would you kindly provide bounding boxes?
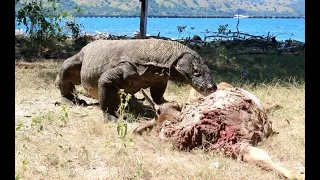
[16,17,305,42]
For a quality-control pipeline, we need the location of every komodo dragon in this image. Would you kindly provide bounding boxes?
[55,39,217,121]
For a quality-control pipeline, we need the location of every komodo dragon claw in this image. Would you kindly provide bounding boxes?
[54,97,88,107]
[103,112,118,122]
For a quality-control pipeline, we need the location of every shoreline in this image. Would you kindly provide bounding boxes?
[75,15,305,19]
[15,29,305,44]
[14,15,305,19]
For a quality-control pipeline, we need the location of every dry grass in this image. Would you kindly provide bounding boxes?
[15,60,304,180]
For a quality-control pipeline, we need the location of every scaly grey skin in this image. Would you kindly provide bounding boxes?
[55,39,217,121]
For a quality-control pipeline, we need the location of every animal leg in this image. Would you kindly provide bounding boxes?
[150,80,168,104]
[56,55,87,106]
[242,146,304,180]
[98,63,137,121]
[133,118,157,135]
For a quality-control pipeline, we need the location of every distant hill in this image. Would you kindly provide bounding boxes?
[16,0,305,17]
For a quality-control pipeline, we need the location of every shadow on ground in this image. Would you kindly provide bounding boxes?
[192,43,304,85]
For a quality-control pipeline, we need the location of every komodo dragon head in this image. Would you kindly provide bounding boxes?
[174,53,217,96]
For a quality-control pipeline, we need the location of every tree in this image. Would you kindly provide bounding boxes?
[15,0,83,57]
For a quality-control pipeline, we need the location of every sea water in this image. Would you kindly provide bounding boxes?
[15,17,305,42]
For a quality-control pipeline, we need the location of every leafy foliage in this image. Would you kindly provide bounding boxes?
[218,24,229,34]
[15,0,83,57]
[177,25,195,39]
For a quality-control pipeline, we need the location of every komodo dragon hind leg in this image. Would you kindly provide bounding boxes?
[98,63,138,122]
[57,56,87,106]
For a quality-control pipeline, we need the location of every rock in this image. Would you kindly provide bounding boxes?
[192,35,202,41]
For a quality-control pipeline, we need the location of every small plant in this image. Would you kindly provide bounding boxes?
[134,163,144,178]
[15,174,20,180]
[218,24,229,34]
[59,105,69,126]
[117,120,128,139]
[16,159,28,178]
[177,25,186,39]
[15,121,24,131]
[105,139,111,147]
[22,159,28,170]
[31,114,44,132]
[177,26,196,40]
[177,25,186,33]
[116,90,132,139]
[187,26,195,40]
[79,146,89,160]
[59,160,73,169]
[29,111,58,132]
[45,111,54,122]
[117,90,132,119]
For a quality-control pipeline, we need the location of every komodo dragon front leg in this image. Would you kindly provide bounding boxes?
[150,81,168,104]
[98,62,138,121]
